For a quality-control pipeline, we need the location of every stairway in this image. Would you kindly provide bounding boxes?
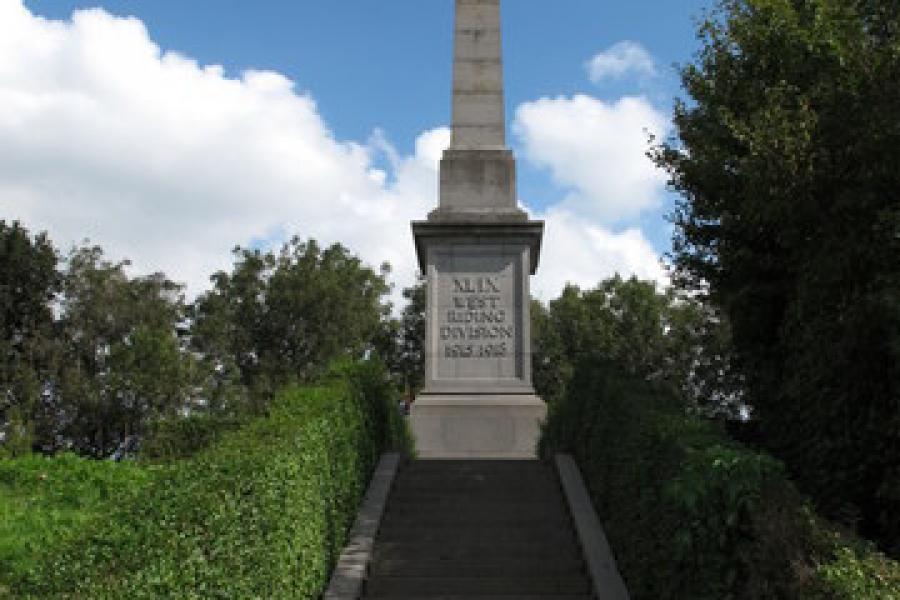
[363,460,593,599]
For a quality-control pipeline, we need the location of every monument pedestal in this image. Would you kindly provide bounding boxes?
[411,221,544,459]
[411,394,546,459]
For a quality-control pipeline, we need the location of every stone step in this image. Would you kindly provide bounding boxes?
[365,460,592,598]
[365,576,591,597]
[375,528,577,545]
[363,596,592,600]
[399,466,554,474]
[369,558,586,578]
[390,482,561,494]
[403,460,548,469]
[385,495,565,506]
[384,499,567,512]
[373,540,583,562]
[380,516,570,529]
[390,488,561,499]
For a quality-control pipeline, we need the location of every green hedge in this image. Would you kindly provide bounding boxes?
[11,360,409,599]
[140,413,247,462]
[541,361,900,599]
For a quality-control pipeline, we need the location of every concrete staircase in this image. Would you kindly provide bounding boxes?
[362,460,593,599]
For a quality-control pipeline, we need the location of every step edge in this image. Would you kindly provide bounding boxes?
[323,452,401,600]
[555,453,632,600]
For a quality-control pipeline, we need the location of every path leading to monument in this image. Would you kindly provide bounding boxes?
[362,460,593,599]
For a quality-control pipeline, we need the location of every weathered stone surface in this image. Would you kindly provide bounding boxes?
[410,0,544,459]
[436,149,520,216]
[412,395,546,459]
[451,0,505,149]
[412,221,544,272]
[423,240,532,393]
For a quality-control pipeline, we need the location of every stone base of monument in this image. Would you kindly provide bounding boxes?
[410,394,546,459]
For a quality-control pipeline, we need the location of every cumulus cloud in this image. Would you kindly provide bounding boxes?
[586,41,656,83]
[0,1,670,310]
[531,207,667,301]
[0,0,440,304]
[514,94,670,223]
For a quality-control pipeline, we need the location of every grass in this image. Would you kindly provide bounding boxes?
[0,453,153,595]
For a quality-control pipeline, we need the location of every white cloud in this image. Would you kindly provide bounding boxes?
[586,41,656,83]
[514,94,670,223]
[531,207,668,301]
[0,1,440,305]
[0,1,669,313]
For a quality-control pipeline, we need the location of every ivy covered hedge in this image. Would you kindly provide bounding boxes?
[541,362,900,599]
[10,360,409,599]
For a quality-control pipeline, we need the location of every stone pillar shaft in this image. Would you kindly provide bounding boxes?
[451,0,505,150]
[435,0,521,219]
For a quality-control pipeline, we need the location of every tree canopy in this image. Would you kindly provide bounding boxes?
[654,0,900,553]
[0,228,397,459]
[0,221,59,455]
[532,276,741,417]
[190,237,393,410]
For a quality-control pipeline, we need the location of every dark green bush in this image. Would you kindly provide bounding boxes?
[541,361,900,599]
[13,360,409,599]
[140,412,246,461]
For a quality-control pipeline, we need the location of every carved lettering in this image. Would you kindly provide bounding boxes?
[441,274,513,361]
[452,277,501,294]
[446,310,506,324]
[445,342,508,359]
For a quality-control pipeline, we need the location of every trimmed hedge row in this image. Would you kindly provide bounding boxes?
[541,361,900,599]
[13,360,409,599]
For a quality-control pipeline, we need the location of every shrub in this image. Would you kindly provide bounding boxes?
[12,359,409,599]
[541,360,900,599]
[140,412,246,461]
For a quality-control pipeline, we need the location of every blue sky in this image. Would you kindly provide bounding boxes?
[5,0,714,303]
[26,1,709,146]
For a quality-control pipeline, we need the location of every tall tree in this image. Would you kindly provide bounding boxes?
[191,237,392,409]
[654,0,900,552]
[52,245,194,457]
[536,276,740,415]
[0,221,59,455]
[381,277,426,395]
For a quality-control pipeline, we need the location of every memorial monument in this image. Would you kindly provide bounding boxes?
[410,0,545,459]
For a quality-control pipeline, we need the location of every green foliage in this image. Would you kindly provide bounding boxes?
[542,362,900,599]
[9,360,408,598]
[140,413,246,462]
[379,277,426,394]
[655,0,900,551]
[0,453,152,595]
[191,238,393,412]
[533,276,742,417]
[50,245,197,457]
[2,225,398,461]
[0,221,59,455]
[806,546,900,599]
[530,299,571,405]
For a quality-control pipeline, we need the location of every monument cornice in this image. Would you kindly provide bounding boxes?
[411,219,544,275]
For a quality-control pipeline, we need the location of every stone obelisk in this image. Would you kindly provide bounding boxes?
[410,0,545,459]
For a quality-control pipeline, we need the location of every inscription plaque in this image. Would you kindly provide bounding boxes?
[428,246,526,387]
